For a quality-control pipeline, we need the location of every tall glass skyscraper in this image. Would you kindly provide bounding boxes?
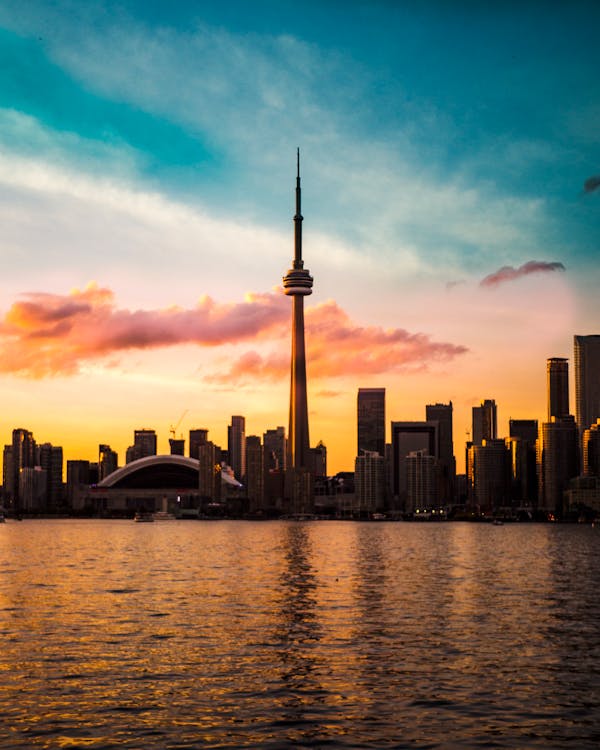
[574,335,600,435]
[547,357,570,420]
[357,388,385,456]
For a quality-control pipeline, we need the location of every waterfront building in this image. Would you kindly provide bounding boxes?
[354,450,385,514]
[426,402,455,503]
[357,388,386,456]
[19,466,47,513]
[169,438,185,456]
[99,444,118,481]
[66,459,91,512]
[228,416,246,482]
[547,357,570,420]
[263,427,286,472]
[11,428,36,511]
[245,435,264,514]
[583,419,600,477]
[391,421,438,510]
[309,441,327,478]
[472,400,497,446]
[574,334,600,436]
[198,441,220,503]
[509,419,538,504]
[2,445,13,504]
[39,443,63,513]
[539,416,579,515]
[189,429,209,460]
[468,439,510,513]
[406,450,437,513]
[282,150,314,513]
[126,429,157,463]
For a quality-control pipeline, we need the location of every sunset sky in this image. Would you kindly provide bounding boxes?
[0,1,598,474]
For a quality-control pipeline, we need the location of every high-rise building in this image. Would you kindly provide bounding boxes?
[2,445,13,505]
[426,402,455,503]
[99,445,118,481]
[355,450,385,514]
[198,441,220,503]
[263,427,286,472]
[391,421,438,508]
[547,357,570,420]
[66,459,91,511]
[19,466,47,513]
[539,416,579,515]
[39,443,63,513]
[583,419,600,477]
[574,335,600,435]
[127,429,157,463]
[228,416,246,482]
[406,450,437,513]
[472,400,497,446]
[245,435,264,514]
[189,429,209,460]
[357,388,385,456]
[169,438,185,456]
[509,419,538,504]
[11,428,36,511]
[468,439,510,513]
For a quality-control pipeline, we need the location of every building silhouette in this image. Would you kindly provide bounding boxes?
[539,417,579,515]
[426,402,455,503]
[282,150,314,512]
[468,439,510,513]
[39,442,63,513]
[509,419,538,505]
[355,450,385,515]
[547,357,570,420]
[574,335,600,436]
[227,416,246,482]
[472,400,497,446]
[406,450,437,513]
[99,444,118,481]
[126,429,157,463]
[357,388,385,456]
[582,419,600,477]
[189,429,209,460]
[391,421,438,511]
[245,435,264,514]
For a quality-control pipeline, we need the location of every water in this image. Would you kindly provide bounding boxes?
[1,520,600,749]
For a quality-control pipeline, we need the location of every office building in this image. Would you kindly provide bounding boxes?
[509,419,538,504]
[472,400,497,446]
[539,416,579,515]
[355,450,385,514]
[426,402,455,503]
[574,335,600,435]
[66,460,91,511]
[228,416,246,482]
[468,439,510,513]
[19,466,47,514]
[39,443,63,513]
[406,450,437,513]
[99,445,118,481]
[127,429,157,463]
[169,438,185,456]
[11,428,36,511]
[189,429,209,460]
[245,435,264,514]
[583,419,600,477]
[391,421,438,508]
[547,357,570,420]
[263,427,286,472]
[357,388,385,456]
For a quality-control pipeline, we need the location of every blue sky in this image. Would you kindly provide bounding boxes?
[0,0,598,470]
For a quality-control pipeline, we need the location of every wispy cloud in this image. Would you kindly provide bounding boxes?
[480,260,566,288]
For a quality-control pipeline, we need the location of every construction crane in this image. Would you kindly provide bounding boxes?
[170,409,189,439]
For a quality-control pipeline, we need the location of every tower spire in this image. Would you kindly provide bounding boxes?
[294,147,303,268]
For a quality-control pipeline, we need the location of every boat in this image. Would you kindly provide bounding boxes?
[492,519,504,526]
[152,511,177,521]
[134,512,154,523]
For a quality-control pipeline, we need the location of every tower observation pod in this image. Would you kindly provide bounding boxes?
[282,150,313,508]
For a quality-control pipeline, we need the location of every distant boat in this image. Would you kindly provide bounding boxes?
[134,512,154,523]
[152,511,177,521]
[492,519,504,526]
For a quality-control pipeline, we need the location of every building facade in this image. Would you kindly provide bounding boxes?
[472,400,497,446]
[357,388,386,456]
[574,335,600,436]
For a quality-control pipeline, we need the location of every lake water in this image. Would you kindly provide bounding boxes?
[1,520,600,748]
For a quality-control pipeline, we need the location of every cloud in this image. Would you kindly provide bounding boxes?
[0,282,468,382]
[583,175,600,193]
[479,260,565,288]
[0,283,288,377]
[207,299,468,383]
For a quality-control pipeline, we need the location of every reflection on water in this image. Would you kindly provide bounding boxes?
[1,520,600,748]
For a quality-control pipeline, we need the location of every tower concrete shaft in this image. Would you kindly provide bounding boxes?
[283,150,313,470]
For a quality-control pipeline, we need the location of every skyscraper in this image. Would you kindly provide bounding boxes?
[282,149,313,473]
[189,429,209,460]
[391,421,438,508]
[128,429,157,462]
[357,388,385,456]
[574,335,600,435]
[547,357,570,420]
[426,402,455,503]
[228,416,246,481]
[472,400,497,446]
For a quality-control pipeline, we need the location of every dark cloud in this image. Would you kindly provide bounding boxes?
[480,260,565,288]
[584,175,600,193]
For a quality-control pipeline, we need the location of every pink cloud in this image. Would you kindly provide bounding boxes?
[480,260,565,288]
[0,283,288,377]
[0,285,468,381]
[206,299,468,383]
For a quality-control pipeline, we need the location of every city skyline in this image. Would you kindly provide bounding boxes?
[0,2,599,474]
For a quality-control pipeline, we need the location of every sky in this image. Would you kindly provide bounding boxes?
[0,0,598,474]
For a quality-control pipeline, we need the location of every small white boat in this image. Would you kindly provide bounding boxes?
[152,511,176,521]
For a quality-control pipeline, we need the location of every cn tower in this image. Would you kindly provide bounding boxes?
[283,149,313,471]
